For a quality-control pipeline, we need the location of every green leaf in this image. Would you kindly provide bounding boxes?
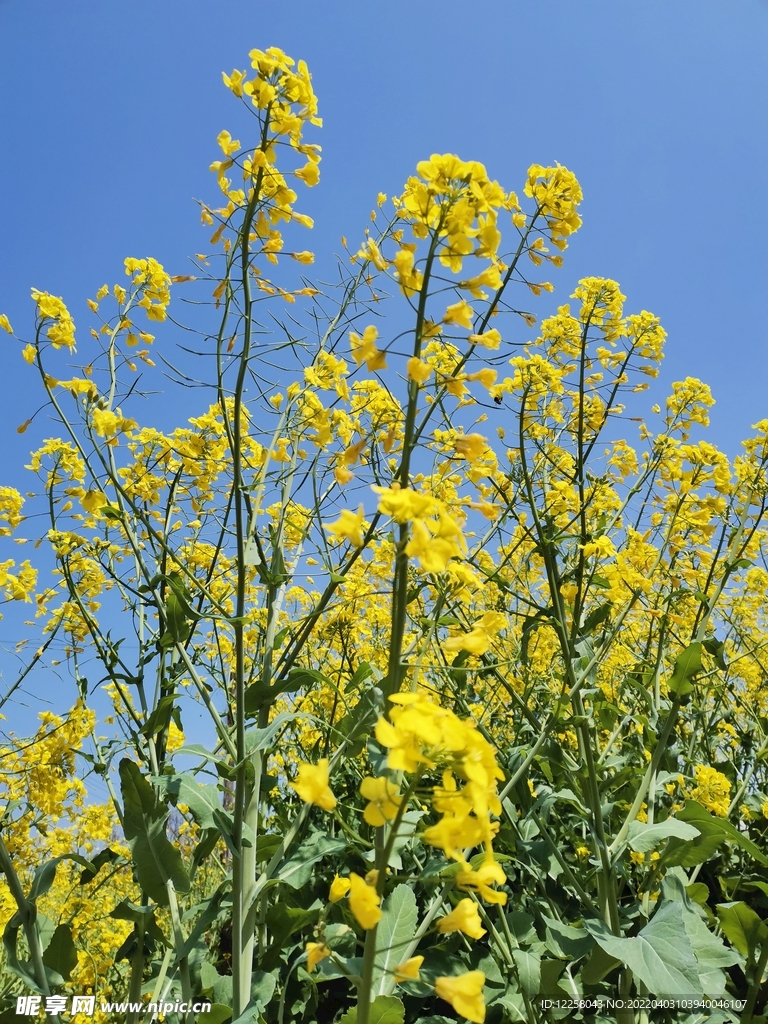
[250,969,277,1011]
[716,902,768,959]
[702,636,727,671]
[244,671,310,714]
[581,944,622,985]
[340,996,405,1024]
[196,1003,232,1024]
[495,996,527,1023]
[261,904,320,971]
[109,899,168,946]
[178,884,228,960]
[156,772,222,830]
[687,882,711,908]
[207,968,276,1023]
[512,947,541,998]
[372,884,417,996]
[543,918,594,959]
[140,694,179,740]
[585,902,702,996]
[344,661,375,693]
[335,687,382,749]
[42,923,77,982]
[505,910,537,948]
[660,873,740,992]
[3,913,45,991]
[245,711,305,753]
[29,854,90,900]
[119,758,190,905]
[163,571,203,622]
[79,846,121,884]
[278,832,346,889]
[663,801,768,867]
[159,590,191,646]
[731,558,753,571]
[668,641,703,696]
[191,827,220,879]
[582,602,611,635]
[628,819,701,853]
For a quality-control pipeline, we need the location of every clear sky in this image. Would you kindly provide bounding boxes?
[2,1,767,457]
[1,0,767,745]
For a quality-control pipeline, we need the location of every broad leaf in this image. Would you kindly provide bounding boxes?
[119,758,190,905]
[663,801,768,867]
[372,884,417,996]
[716,902,768,960]
[512,947,541,998]
[340,996,405,1024]
[628,819,701,853]
[278,831,346,889]
[585,902,701,996]
[196,1005,232,1024]
[156,772,223,830]
[42,923,77,982]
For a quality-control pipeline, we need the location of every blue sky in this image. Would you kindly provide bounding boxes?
[1,2,766,458]
[0,0,767,751]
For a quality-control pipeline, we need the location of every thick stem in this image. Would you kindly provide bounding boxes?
[125,906,146,1024]
[742,938,768,1024]
[166,881,191,1022]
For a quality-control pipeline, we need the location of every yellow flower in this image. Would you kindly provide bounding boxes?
[288,758,336,811]
[360,776,403,826]
[406,357,432,384]
[393,955,424,982]
[442,299,474,329]
[80,491,107,515]
[468,328,501,349]
[0,314,13,334]
[690,765,731,817]
[453,434,489,462]
[455,858,508,905]
[90,408,137,439]
[349,326,387,371]
[329,874,351,903]
[372,484,438,523]
[306,942,331,971]
[30,289,77,350]
[443,612,506,656]
[443,625,490,656]
[581,536,616,560]
[435,971,486,1023]
[348,872,382,930]
[405,519,458,574]
[21,344,36,364]
[437,898,486,939]
[325,506,366,547]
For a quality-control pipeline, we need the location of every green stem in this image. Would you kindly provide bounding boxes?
[0,834,49,995]
[742,938,768,1024]
[125,904,146,1024]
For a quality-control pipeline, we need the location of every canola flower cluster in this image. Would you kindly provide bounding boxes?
[290,692,506,1021]
[205,45,321,286]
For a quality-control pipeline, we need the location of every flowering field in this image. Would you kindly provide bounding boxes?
[0,46,767,1024]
